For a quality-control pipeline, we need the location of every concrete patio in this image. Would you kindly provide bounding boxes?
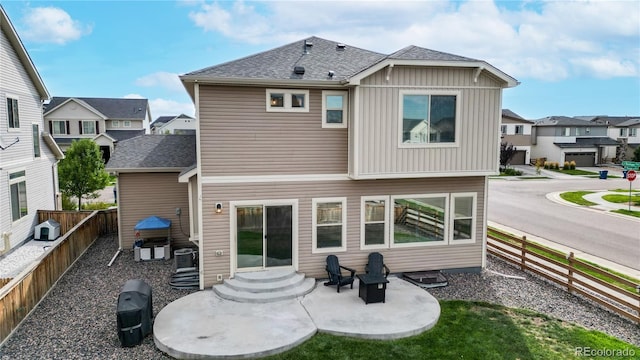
[153,276,441,359]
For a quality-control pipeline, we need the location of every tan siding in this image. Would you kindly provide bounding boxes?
[199,86,348,177]
[200,177,485,287]
[118,173,191,249]
[354,66,503,177]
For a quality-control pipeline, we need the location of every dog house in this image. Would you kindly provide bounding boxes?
[34,219,61,241]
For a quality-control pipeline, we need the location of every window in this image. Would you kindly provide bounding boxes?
[9,171,28,222]
[515,125,524,134]
[322,91,348,128]
[312,198,347,252]
[32,124,40,158]
[500,125,507,135]
[361,196,389,249]
[81,121,96,135]
[266,89,309,112]
[52,121,67,135]
[563,127,570,136]
[112,120,119,128]
[450,193,476,243]
[630,128,638,137]
[7,97,19,129]
[399,91,458,146]
[123,121,131,127]
[391,195,448,246]
[620,128,628,137]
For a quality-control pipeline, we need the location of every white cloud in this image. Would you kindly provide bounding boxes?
[149,98,195,118]
[135,72,185,92]
[187,0,640,81]
[21,7,92,45]
[123,93,145,99]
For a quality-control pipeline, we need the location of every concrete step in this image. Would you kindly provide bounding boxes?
[214,277,316,303]
[224,272,306,293]
[233,268,297,283]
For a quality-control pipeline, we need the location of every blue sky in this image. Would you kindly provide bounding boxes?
[2,0,639,120]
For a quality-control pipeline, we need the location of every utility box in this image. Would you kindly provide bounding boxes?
[116,279,153,347]
[34,219,61,241]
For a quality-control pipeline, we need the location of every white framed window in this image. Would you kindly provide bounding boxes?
[398,90,460,147]
[360,196,389,249]
[9,170,28,222]
[52,121,67,135]
[630,128,638,137]
[266,89,309,112]
[32,124,40,158]
[7,97,20,129]
[515,125,524,134]
[312,197,347,253]
[563,127,570,136]
[500,125,507,135]
[450,193,476,244]
[391,194,449,247]
[81,121,96,135]
[112,120,120,128]
[620,128,628,137]
[123,120,131,127]
[322,90,348,128]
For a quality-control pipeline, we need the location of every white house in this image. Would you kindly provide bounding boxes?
[150,114,196,135]
[0,6,64,254]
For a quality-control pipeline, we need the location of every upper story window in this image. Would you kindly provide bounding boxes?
[80,120,96,135]
[123,121,131,127]
[7,97,19,129]
[399,90,459,147]
[514,125,524,134]
[620,128,628,137]
[500,125,507,135]
[562,127,571,136]
[266,89,309,112]
[51,121,68,135]
[630,128,638,137]
[322,91,348,128]
[112,120,120,128]
[312,197,347,253]
[9,170,28,222]
[32,124,40,158]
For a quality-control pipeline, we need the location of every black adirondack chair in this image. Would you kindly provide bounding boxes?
[324,255,356,293]
[365,252,390,278]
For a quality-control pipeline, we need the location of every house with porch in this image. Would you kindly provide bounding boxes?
[530,116,619,166]
[500,109,534,165]
[0,6,64,254]
[109,36,517,290]
[43,97,150,163]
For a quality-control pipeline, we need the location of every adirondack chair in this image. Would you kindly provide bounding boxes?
[324,255,356,293]
[365,252,390,278]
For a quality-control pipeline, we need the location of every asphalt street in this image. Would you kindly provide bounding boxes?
[488,176,640,271]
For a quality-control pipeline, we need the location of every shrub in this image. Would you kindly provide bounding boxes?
[569,160,576,170]
[81,202,115,210]
[543,161,550,169]
[61,194,76,210]
[563,161,570,170]
[501,167,523,176]
[554,162,560,170]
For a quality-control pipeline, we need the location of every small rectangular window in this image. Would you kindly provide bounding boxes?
[451,194,476,243]
[322,91,348,128]
[123,121,131,128]
[620,128,627,137]
[515,125,523,134]
[82,121,96,135]
[361,196,389,249]
[563,127,570,136]
[630,128,638,137]
[32,124,41,158]
[9,171,28,222]
[52,121,67,135]
[500,125,507,134]
[7,98,19,129]
[312,197,347,253]
[112,120,120,128]
[266,89,309,112]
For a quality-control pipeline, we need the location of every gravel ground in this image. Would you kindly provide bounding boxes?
[0,235,638,359]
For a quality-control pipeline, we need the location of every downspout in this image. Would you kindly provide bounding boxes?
[52,159,60,210]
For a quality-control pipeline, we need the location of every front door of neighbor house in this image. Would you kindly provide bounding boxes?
[235,203,294,271]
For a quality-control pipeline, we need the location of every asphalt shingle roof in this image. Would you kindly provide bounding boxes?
[44,97,148,120]
[150,116,175,128]
[105,129,146,142]
[554,137,620,148]
[616,119,640,127]
[387,45,476,61]
[590,116,640,126]
[105,135,196,170]
[534,116,605,127]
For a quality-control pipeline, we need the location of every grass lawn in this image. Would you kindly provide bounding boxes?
[559,191,597,206]
[612,209,640,218]
[269,301,639,360]
[602,194,640,206]
[609,189,640,193]
[550,169,598,176]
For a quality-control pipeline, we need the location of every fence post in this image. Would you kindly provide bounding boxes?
[567,252,574,293]
[520,236,527,271]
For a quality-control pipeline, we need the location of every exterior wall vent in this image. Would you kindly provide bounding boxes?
[294,66,305,75]
[336,43,346,50]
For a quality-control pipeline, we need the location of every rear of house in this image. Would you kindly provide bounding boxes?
[175,37,518,288]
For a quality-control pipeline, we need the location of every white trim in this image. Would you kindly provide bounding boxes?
[450,192,477,245]
[194,83,205,289]
[321,90,348,128]
[481,180,488,268]
[351,87,360,177]
[43,98,107,119]
[312,197,347,254]
[390,193,449,248]
[351,170,497,179]
[6,95,20,131]
[81,120,96,135]
[360,196,390,250]
[201,173,351,184]
[359,84,504,90]
[51,120,67,135]
[397,89,461,149]
[265,89,309,112]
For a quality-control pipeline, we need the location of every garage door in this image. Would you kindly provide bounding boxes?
[510,151,526,165]
[565,152,595,167]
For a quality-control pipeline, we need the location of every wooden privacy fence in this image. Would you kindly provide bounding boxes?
[487,227,640,324]
[0,209,117,345]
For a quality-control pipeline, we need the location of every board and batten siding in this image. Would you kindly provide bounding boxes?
[198,85,348,177]
[352,66,504,177]
[200,176,485,287]
[117,173,191,250]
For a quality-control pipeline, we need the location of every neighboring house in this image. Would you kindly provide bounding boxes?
[43,97,150,163]
[110,36,518,289]
[500,109,534,165]
[531,116,618,166]
[150,114,196,135]
[106,135,196,250]
[589,116,640,161]
[0,6,64,254]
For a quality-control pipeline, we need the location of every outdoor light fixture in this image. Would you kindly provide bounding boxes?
[215,203,223,214]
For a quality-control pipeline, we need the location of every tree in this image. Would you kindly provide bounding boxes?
[499,142,517,171]
[634,146,640,162]
[58,139,110,210]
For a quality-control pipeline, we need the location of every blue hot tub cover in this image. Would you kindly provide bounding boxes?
[134,216,171,230]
